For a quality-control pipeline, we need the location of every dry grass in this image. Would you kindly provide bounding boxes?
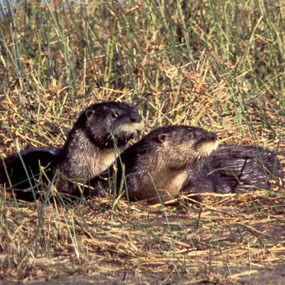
[0,0,284,283]
[1,191,284,283]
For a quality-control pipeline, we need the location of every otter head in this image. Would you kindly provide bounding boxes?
[77,101,144,149]
[147,125,218,171]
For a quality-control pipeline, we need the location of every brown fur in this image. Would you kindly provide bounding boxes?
[89,125,218,204]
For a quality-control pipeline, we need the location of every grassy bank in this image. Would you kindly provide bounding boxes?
[0,0,284,283]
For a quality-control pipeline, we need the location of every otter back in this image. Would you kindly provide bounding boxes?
[0,147,59,201]
[182,144,284,198]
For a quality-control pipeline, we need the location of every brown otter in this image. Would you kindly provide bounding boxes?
[0,101,144,200]
[182,144,284,198]
[87,125,218,204]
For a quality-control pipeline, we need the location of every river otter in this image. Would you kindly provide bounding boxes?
[182,144,284,198]
[0,147,60,200]
[87,125,218,204]
[53,101,144,195]
[0,101,144,200]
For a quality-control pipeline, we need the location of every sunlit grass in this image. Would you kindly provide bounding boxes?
[0,0,284,283]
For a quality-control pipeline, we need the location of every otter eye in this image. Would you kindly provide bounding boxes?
[111,111,119,119]
[85,109,94,118]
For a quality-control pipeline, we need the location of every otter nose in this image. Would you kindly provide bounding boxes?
[209,132,217,141]
[130,112,142,123]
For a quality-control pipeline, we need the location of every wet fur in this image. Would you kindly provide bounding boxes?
[0,147,60,200]
[182,144,284,198]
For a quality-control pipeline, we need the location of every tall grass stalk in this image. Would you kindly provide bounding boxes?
[0,0,284,282]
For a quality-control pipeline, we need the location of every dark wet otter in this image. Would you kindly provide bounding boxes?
[0,147,60,200]
[53,101,144,195]
[88,125,218,204]
[0,102,144,200]
[182,144,284,198]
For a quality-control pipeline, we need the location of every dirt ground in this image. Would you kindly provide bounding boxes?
[0,263,285,285]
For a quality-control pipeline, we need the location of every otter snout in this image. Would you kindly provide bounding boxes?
[208,132,217,141]
[193,130,218,156]
[130,112,142,123]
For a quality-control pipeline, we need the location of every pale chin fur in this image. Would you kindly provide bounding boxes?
[198,140,219,156]
[119,121,144,133]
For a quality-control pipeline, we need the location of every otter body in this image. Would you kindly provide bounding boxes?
[89,125,218,204]
[0,147,60,200]
[0,102,144,199]
[54,101,143,194]
[182,144,284,197]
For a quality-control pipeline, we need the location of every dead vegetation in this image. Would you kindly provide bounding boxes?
[0,0,284,283]
[1,191,284,284]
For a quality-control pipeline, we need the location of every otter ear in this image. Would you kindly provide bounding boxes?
[85,109,94,119]
[156,133,169,144]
